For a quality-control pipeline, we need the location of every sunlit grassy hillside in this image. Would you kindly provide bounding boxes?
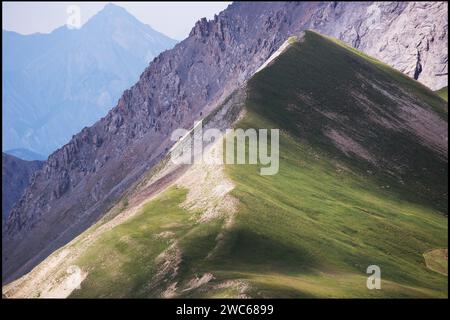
[66,31,448,298]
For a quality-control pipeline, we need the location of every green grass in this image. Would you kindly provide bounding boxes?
[69,31,447,298]
[220,129,447,297]
[70,186,227,298]
[245,31,448,213]
[435,86,448,101]
[322,32,447,118]
[213,31,448,297]
[287,36,298,44]
[71,187,195,298]
[423,249,448,276]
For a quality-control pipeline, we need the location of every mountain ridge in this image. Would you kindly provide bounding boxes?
[3,1,448,284]
[3,31,447,298]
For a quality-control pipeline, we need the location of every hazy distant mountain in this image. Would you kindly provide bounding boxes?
[4,148,46,161]
[2,153,43,220]
[2,3,177,158]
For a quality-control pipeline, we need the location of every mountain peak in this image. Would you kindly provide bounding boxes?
[82,3,140,31]
[101,3,128,14]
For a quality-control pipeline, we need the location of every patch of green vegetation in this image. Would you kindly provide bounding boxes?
[435,86,448,102]
[70,187,228,298]
[320,31,447,118]
[237,271,442,298]
[122,197,129,209]
[287,36,298,44]
[424,249,448,276]
[71,187,195,298]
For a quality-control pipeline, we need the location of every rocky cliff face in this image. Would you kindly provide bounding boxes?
[3,1,448,283]
[309,2,448,90]
[2,154,43,220]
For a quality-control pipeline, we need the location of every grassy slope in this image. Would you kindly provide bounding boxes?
[71,187,232,298]
[248,32,447,214]
[222,116,447,297]
[70,31,447,298]
[436,86,448,102]
[220,31,447,297]
[70,188,190,298]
